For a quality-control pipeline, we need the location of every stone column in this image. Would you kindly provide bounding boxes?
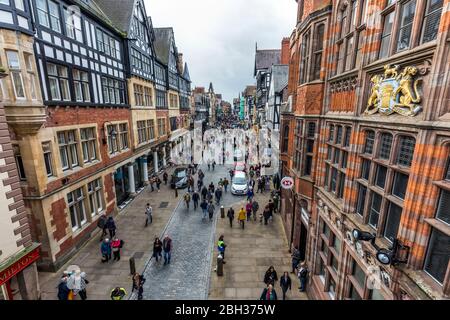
[128,163,136,195]
[153,150,159,173]
[142,156,149,184]
[162,147,167,167]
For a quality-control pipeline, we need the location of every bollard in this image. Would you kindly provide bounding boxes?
[220,206,225,218]
[129,257,136,275]
[217,254,224,276]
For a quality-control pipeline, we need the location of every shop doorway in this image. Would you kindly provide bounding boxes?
[298,222,308,262]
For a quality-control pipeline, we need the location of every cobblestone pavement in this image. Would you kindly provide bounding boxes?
[140,164,236,300]
[38,166,182,300]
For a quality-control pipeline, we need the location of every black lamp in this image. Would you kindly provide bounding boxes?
[352,229,410,266]
[352,229,376,243]
[102,122,117,145]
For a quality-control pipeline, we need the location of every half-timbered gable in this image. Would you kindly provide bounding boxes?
[32,0,128,107]
[95,0,155,82]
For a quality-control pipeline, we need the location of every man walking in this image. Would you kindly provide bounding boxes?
[252,199,259,221]
[106,216,116,239]
[227,207,235,228]
[163,171,168,185]
[145,203,152,227]
[192,190,200,210]
[298,262,309,292]
[201,186,208,200]
[291,246,301,274]
[215,187,222,205]
[207,201,215,222]
[162,235,172,265]
[184,192,191,210]
[223,178,229,193]
[200,199,208,220]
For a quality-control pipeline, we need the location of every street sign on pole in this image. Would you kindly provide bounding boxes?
[281,177,294,190]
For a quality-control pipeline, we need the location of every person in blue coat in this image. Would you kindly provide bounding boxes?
[101,238,112,263]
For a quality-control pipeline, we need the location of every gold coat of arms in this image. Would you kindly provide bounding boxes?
[365,65,422,117]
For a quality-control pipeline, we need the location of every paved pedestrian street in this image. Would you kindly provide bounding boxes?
[37,163,308,300]
[140,164,232,300]
[208,192,309,300]
[38,166,182,300]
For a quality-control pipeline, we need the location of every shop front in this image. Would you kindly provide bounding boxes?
[114,165,130,206]
[133,159,145,190]
[0,243,40,300]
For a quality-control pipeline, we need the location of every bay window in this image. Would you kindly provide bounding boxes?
[6,50,25,99]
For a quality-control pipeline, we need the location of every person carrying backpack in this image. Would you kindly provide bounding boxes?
[110,287,127,300]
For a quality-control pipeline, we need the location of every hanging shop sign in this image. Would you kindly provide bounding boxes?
[281,177,294,190]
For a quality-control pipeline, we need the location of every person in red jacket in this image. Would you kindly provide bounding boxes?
[111,237,124,261]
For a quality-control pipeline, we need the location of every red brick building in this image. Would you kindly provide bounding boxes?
[280,0,449,299]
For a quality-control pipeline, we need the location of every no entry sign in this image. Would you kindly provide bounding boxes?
[281,177,294,190]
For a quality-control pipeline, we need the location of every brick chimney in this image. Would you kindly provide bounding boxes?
[281,37,290,65]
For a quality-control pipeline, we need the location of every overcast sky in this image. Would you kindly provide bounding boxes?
[145,0,297,102]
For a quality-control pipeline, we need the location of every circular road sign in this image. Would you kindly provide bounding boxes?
[281,177,294,190]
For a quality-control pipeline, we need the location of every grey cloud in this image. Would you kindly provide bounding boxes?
[145,0,297,101]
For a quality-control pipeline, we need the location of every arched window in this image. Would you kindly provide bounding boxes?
[311,24,325,80]
[335,0,367,74]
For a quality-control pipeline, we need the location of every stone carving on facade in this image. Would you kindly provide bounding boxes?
[329,76,358,94]
[365,64,423,117]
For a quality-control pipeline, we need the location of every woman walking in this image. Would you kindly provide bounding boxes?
[153,237,163,262]
[279,271,292,300]
[245,201,253,222]
[260,284,277,300]
[131,272,146,300]
[264,266,278,286]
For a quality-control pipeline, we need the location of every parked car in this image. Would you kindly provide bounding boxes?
[231,171,248,196]
[171,167,188,189]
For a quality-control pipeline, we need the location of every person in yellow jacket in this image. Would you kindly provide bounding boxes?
[238,207,246,229]
[110,287,127,300]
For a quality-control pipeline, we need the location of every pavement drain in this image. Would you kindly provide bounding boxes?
[159,202,169,208]
[133,252,144,259]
